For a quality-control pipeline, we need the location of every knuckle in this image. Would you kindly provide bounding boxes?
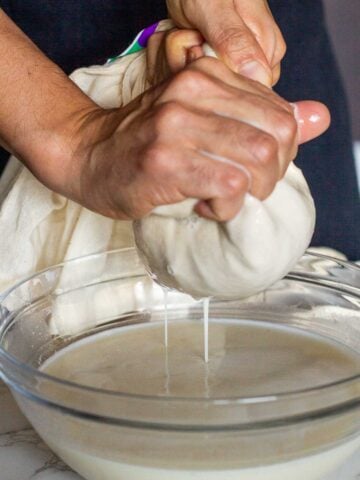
[142,144,171,175]
[154,101,187,132]
[173,68,209,95]
[220,169,249,197]
[252,133,278,167]
[274,111,298,144]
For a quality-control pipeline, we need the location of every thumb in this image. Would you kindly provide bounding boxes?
[293,101,331,145]
[202,9,272,86]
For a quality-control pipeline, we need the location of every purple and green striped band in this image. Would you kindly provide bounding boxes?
[107,22,160,63]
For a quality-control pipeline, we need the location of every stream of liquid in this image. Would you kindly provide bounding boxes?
[163,288,168,349]
[162,288,210,364]
[203,298,210,363]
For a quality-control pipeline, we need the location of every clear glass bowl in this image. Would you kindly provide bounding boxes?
[0,249,359,480]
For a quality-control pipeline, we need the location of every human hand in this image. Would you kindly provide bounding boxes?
[73,52,330,222]
[0,9,326,226]
[166,0,286,86]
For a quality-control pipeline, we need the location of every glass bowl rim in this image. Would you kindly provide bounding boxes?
[0,248,359,424]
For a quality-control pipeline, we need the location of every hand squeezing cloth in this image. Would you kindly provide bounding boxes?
[0,20,315,301]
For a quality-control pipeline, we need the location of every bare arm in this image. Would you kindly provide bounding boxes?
[0,9,102,195]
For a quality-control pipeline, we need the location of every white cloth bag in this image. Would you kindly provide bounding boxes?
[0,20,316,303]
[0,48,151,292]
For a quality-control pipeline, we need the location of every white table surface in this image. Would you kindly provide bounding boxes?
[1,381,359,480]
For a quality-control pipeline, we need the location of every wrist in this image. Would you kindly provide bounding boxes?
[19,103,117,203]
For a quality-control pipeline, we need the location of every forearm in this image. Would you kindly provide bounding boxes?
[0,10,102,194]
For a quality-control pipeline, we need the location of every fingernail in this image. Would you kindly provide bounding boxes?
[238,61,272,87]
[202,43,217,58]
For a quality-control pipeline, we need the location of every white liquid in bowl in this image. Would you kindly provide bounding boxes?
[41,319,360,480]
[46,437,360,480]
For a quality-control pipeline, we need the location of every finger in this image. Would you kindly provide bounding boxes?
[193,100,331,220]
[192,44,283,93]
[195,194,246,222]
[137,143,250,218]
[165,64,327,151]
[248,5,287,69]
[161,57,293,114]
[198,5,272,85]
[165,29,204,73]
[176,150,250,221]
[151,92,296,188]
[191,119,281,200]
[180,93,297,177]
[293,101,331,145]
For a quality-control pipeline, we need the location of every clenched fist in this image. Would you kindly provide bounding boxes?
[74,31,329,221]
